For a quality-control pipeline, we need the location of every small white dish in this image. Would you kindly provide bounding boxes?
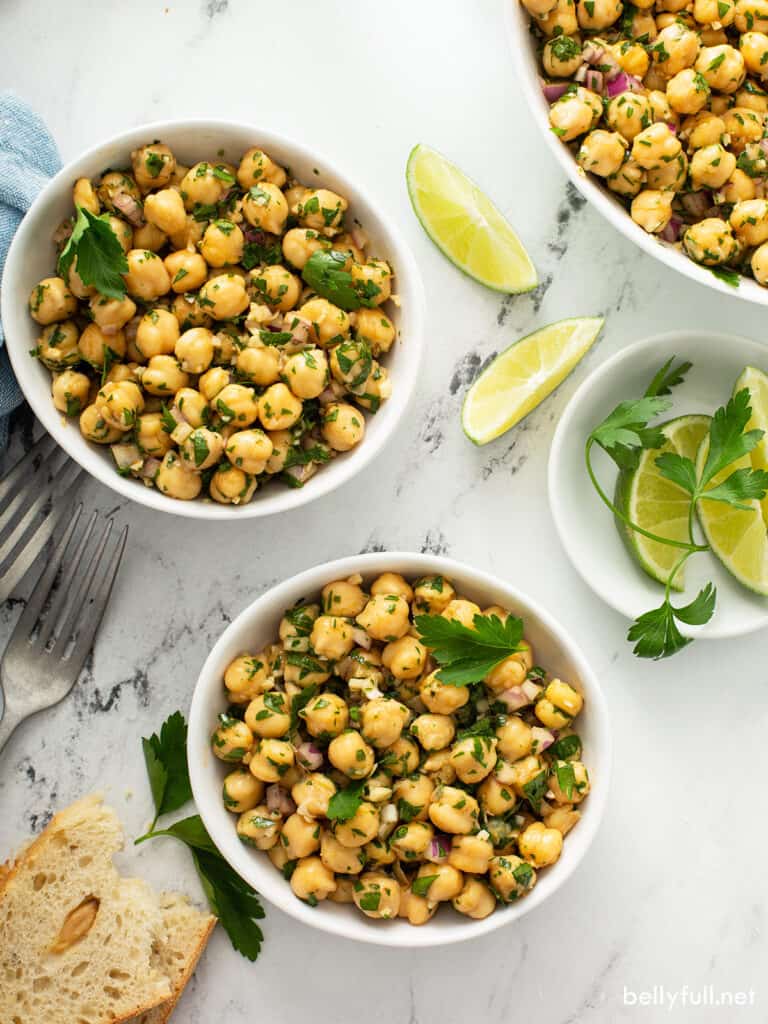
[188,552,611,948]
[1,120,425,520]
[505,1,768,307]
[548,330,768,641]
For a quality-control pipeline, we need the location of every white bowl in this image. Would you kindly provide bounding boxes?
[548,329,768,641]
[1,120,425,519]
[506,2,768,307]
[188,552,611,948]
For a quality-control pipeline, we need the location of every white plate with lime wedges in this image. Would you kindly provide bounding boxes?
[549,331,768,653]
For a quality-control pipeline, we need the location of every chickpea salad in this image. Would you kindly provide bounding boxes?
[211,571,590,925]
[28,141,399,505]
[522,0,768,286]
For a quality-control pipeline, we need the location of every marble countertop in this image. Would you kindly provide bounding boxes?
[1,0,766,1020]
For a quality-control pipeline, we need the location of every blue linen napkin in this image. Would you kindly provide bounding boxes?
[0,93,61,447]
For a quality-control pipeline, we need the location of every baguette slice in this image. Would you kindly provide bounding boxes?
[0,794,172,1024]
[131,893,216,1024]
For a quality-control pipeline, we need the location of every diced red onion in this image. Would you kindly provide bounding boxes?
[543,82,571,103]
[425,835,450,863]
[498,686,529,711]
[296,741,323,770]
[531,726,555,753]
[606,72,643,97]
[681,191,712,218]
[667,122,677,134]
[351,627,371,649]
[111,443,141,470]
[759,139,768,158]
[574,64,588,84]
[584,69,604,93]
[661,217,682,243]
[266,784,296,816]
[283,462,318,486]
[521,679,543,701]
[351,225,368,250]
[112,192,145,227]
[140,457,161,480]
[582,42,604,64]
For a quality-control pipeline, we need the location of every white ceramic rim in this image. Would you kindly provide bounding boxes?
[188,551,612,948]
[548,328,768,639]
[504,2,768,307]
[1,119,425,519]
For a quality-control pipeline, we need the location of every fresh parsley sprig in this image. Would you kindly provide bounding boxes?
[135,711,265,961]
[414,612,524,686]
[58,206,128,300]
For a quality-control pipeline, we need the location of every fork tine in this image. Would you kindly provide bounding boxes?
[37,511,102,650]
[0,459,82,578]
[62,524,128,666]
[0,475,83,603]
[11,505,85,642]
[0,433,57,510]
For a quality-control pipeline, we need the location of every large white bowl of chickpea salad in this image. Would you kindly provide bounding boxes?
[508,0,768,303]
[1,121,424,518]
[188,553,611,947]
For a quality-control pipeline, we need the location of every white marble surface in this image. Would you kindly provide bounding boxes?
[1,1,767,1020]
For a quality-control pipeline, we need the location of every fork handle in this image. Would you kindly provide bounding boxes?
[0,704,24,754]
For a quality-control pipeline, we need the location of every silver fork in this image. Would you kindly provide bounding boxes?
[0,506,128,753]
[0,432,83,602]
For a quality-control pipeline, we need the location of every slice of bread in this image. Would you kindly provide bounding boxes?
[0,794,215,1024]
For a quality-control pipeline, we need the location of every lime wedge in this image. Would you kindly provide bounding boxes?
[615,416,710,591]
[734,365,768,525]
[696,431,768,597]
[462,317,603,445]
[406,144,537,293]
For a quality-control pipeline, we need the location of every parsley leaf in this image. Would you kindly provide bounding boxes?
[412,874,439,897]
[521,769,548,813]
[326,779,366,821]
[289,682,318,736]
[710,266,740,288]
[699,388,764,488]
[58,207,128,300]
[302,250,362,310]
[414,612,524,686]
[549,734,582,760]
[589,395,672,471]
[643,356,692,398]
[627,582,716,659]
[141,711,193,828]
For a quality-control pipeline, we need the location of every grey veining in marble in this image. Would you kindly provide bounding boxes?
[1,0,767,1021]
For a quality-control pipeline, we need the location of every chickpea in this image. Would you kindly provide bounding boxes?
[363,769,394,804]
[541,35,583,77]
[485,645,533,694]
[390,820,434,862]
[257,382,303,431]
[79,405,124,444]
[321,579,366,617]
[79,323,126,368]
[630,189,674,233]
[94,379,144,431]
[178,426,223,472]
[413,575,455,614]
[51,369,90,416]
[251,264,302,312]
[171,292,212,330]
[722,107,764,151]
[297,188,348,235]
[237,147,287,189]
[477,774,518,817]
[495,716,533,761]
[328,877,357,905]
[209,465,257,505]
[249,738,295,783]
[521,0,558,16]
[489,855,537,903]
[292,773,337,819]
[453,877,497,920]
[237,806,282,850]
[549,760,591,804]
[441,599,481,629]
[242,182,289,235]
[290,856,336,904]
[350,259,392,306]
[200,219,244,268]
[413,862,464,902]
[164,249,208,293]
[682,112,725,151]
[280,812,321,860]
[333,801,379,847]
[577,129,627,178]
[545,679,584,718]
[282,348,329,400]
[308,615,354,662]
[298,297,351,348]
[646,151,688,191]
[631,123,682,172]
[328,730,375,778]
[607,159,645,198]
[282,227,330,270]
[543,805,582,835]
[153,450,202,499]
[214,383,260,426]
[408,713,453,755]
[381,636,426,682]
[199,367,233,402]
[518,821,564,868]
[199,273,250,319]
[420,671,469,716]
[168,215,206,252]
[578,0,622,28]
[690,144,737,189]
[501,755,544,798]
[398,885,438,925]
[695,44,746,92]
[355,308,396,356]
[735,0,768,32]
[752,240,768,283]
[421,747,456,784]
[283,652,331,689]
[361,698,410,749]
[355,593,410,641]
[179,162,227,210]
[73,177,100,214]
[622,5,656,38]
[615,39,650,77]
[132,222,167,255]
[225,428,273,474]
[364,836,396,867]
[175,327,215,374]
[29,277,77,325]
[605,93,651,143]
[223,768,264,814]
[104,215,133,253]
[428,785,479,834]
[141,354,190,396]
[379,736,419,777]
[392,774,434,821]
[235,344,280,387]
[448,833,494,874]
[449,735,498,783]
[720,168,756,205]
[549,89,601,142]
[353,872,400,919]
[320,830,365,874]
[131,143,175,192]
[89,295,137,338]
[211,714,253,761]
[244,692,290,740]
[36,321,80,371]
[683,215,739,266]
[224,652,271,698]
